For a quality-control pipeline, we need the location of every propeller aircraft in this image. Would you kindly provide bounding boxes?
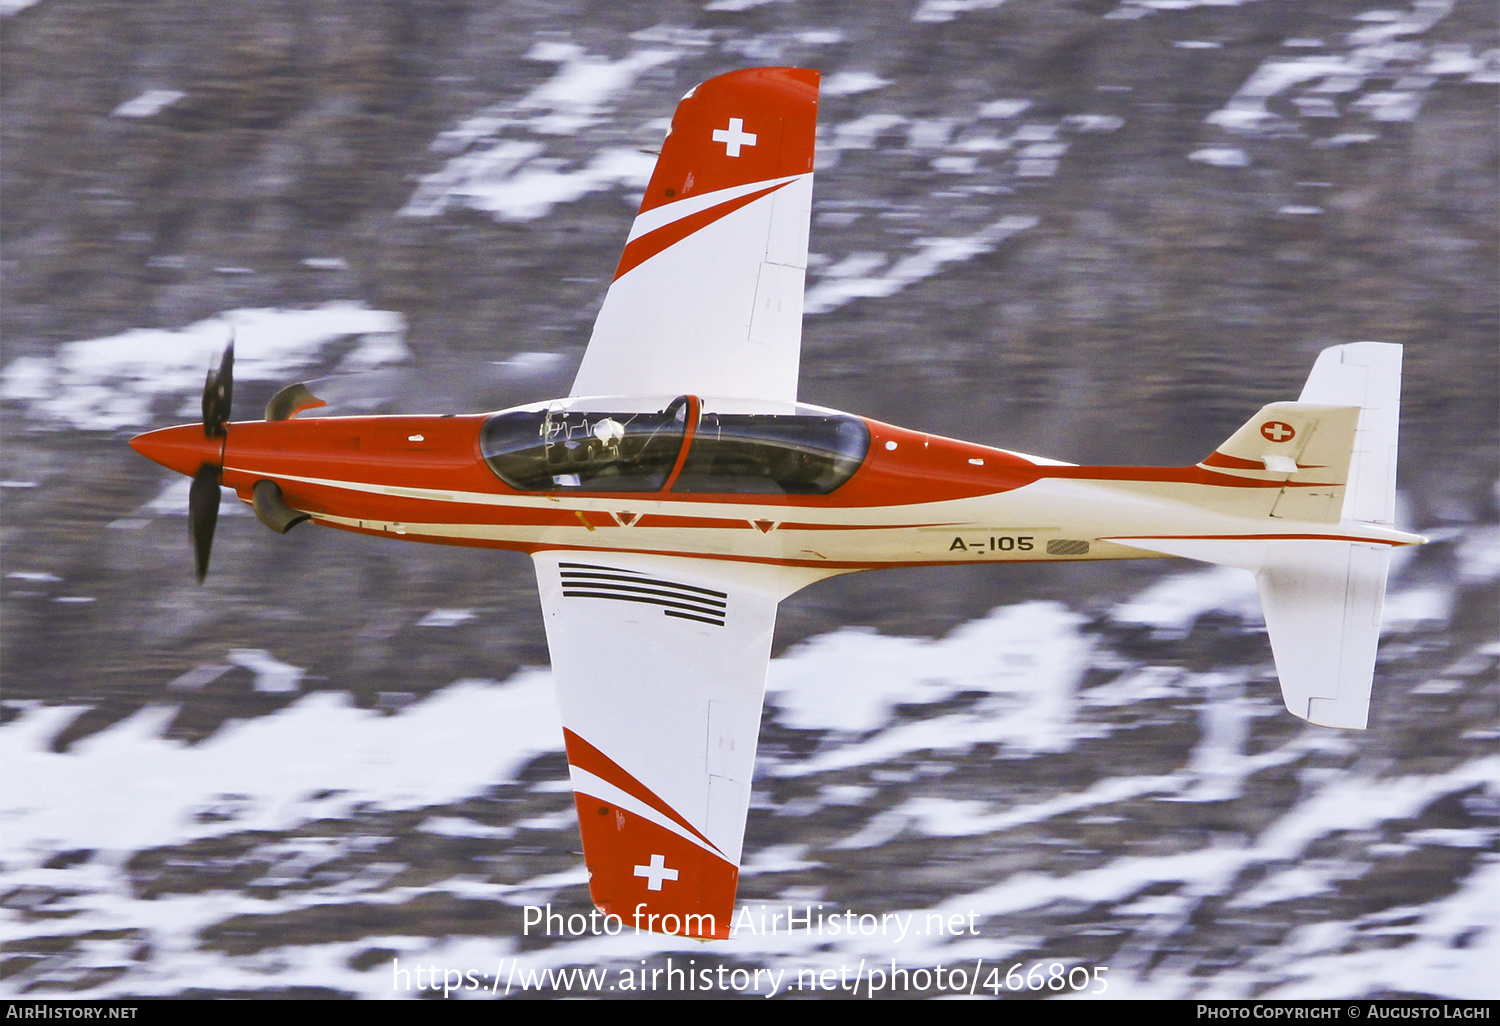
[130,67,1425,940]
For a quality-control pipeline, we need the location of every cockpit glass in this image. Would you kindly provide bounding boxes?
[672,413,868,495]
[481,398,688,492]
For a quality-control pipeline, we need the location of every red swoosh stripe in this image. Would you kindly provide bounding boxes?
[1042,466,1339,488]
[1106,532,1408,545]
[613,181,789,281]
[563,728,722,855]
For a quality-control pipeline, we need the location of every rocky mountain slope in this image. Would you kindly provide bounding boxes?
[1,0,1495,1000]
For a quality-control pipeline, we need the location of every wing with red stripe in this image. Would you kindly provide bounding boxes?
[532,551,826,938]
[571,67,819,404]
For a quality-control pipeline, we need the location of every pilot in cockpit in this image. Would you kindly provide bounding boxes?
[591,417,626,457]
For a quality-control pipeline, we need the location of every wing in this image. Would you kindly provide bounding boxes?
[570,67,819,405]
[533,551,827,938]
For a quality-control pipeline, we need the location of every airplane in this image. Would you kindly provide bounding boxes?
[130,66,1425,940]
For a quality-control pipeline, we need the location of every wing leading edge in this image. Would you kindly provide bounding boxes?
[533,552,831,938]
[571,67,819,405]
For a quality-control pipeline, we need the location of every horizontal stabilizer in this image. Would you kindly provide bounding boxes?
[1119,537,1390,729]
[1298,342,1402,526]
[1259,539,1389,728]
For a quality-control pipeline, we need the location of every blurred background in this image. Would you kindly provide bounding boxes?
[1,0,1495,999]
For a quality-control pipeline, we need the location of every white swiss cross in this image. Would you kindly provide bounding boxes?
[634,853,679,891]
[1260,421,1296,443]
[712,117,757,157]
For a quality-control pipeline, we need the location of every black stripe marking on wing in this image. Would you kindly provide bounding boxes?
[559,562,727,627]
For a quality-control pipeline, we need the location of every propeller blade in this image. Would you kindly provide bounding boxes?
[189,463,221,583]
[202,340,234,437]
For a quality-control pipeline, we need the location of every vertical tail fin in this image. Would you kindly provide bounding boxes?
[1196,400,1360,522]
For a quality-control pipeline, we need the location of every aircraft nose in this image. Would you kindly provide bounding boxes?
[129,424,223,477]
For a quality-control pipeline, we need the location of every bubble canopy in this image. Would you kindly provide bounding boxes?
[480,395,869,495]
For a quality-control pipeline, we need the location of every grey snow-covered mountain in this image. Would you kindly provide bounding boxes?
[1,0,1495,999]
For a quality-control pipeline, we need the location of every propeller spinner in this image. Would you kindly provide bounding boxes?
[131,339,326,582]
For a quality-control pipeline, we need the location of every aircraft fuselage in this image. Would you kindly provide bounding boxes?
[129,401,1408,573]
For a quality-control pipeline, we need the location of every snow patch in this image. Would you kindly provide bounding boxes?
[803,215,1036,315]
[1380,587,1451,630]
[418,609,477,628]
[978,99,1031,119]
[913,0,1008,23]
[822,71,893,96]
[767,601,1089,760]
[402,44,681,221]
[1190,147,1250,167]
[1204,2,1464,138]
[227,649,303,694]
[2,303,407,431]
[1455,525,1500,581]
[111,89,185,118]
[703,0,788,9]
[0,674,563,857]
[1111,566,1261,633]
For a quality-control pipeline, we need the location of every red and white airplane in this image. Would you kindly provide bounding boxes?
[131,67,1424,940]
